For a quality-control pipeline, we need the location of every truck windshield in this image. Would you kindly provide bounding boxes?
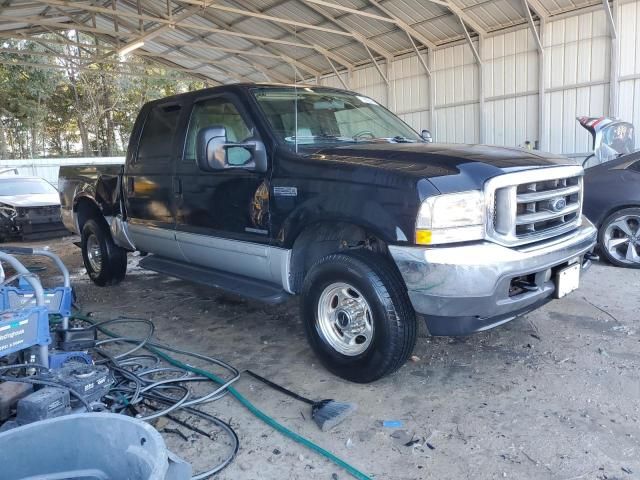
[252,87,422,148]
[0,178,57,196]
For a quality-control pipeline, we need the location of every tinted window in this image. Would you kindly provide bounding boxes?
[184,98,253,162]
[137,104,181,164]
[0,178,57,196]
[629,160,640,172]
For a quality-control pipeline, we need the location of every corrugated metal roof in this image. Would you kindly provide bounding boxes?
[0,0,612,84]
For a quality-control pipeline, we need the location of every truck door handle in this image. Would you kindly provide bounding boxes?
[173,177,182,195]
[127,177,134,193]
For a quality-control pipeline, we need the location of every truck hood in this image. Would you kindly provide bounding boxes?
[0,193,60,207]
[304,142,577,193]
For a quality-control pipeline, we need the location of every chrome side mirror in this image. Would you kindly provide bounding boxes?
[421,129,433,143]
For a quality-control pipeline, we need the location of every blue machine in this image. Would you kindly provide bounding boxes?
[0,248,51,366]
[0,247,73,321]
[0,247,92,370]
[48,351,93,369]
[0,307,50,358]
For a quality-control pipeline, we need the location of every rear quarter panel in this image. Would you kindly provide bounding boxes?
[58,164,124,233]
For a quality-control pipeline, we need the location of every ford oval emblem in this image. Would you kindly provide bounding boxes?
[549,197,567,212]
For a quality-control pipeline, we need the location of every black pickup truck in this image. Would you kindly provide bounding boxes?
[59,83,597,382]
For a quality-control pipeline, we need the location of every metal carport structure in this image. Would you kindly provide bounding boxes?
[0,0,638,155]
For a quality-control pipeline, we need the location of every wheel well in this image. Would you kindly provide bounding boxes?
[75,197,105,233]
[598,204,640,229]
[289,222,389,293]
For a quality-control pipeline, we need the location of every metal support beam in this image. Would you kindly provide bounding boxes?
[311,0,437,50]
[606,0,619,117]
[0,15,132,36]
[190,0,351,76]
[80,4,287,83]
[459,17,482,65]
[538,17,546,150]
[522,0,543,53]
[313,44,352,71]
[602,0,617,38]
[304,0,395,23]
[303,0,393,59]
[200,2,352,37]
[428,49,435,136]
[406,31,431,76]
[478,35,485,143]
[386,58,394,109]
[524,0,549,20]
[214,0,353,73]
[422,0,487,37]
[363,43,389,85]
[108,0,311,82]
[366,0,437,50]
[325,55,349,90]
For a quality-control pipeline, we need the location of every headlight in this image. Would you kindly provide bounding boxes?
[0,203,17,219]
[415,190,485,245]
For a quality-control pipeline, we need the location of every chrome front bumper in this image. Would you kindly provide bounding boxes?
[389,216,597,335]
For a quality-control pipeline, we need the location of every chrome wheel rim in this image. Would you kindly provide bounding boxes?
[604,214,640,265]
[317,282,374,356]
[86,233,103,272]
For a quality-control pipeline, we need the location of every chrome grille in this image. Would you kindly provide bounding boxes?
[486,166,584,246]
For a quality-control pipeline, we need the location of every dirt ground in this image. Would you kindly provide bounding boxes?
[8,235,640,480]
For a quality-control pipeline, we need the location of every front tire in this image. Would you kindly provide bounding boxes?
[598,207,640,268]
[81,218,128,286]
[301,251,416,383]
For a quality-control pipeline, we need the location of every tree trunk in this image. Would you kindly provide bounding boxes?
[30,125,38,158]
[69,74,91,156]
[100,73,117,156]
[7,122,15,157]
[0,120,7,160]
[16,125,25,159]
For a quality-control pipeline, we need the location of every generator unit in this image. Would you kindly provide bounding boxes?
[0,247,73,322]
[0,248,51,366]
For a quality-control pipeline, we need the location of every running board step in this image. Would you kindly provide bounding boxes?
[138,255,291,305]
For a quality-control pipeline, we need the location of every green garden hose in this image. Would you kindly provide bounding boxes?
[72,313,372,480]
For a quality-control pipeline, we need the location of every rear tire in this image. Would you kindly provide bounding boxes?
[81,218,127,286]
[300,250,416,383]
[598,207,640,268]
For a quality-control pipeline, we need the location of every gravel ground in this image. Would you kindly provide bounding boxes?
[6,235,640,480]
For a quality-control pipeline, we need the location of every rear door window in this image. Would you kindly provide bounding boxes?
[136,104,181,165]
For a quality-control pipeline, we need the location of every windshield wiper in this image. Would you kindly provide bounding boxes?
[391,136,417,143]
[285,134,355,143]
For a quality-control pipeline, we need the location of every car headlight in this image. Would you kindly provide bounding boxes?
[415,190,485,245]
[0,203,17,219]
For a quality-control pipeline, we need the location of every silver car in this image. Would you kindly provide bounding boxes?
[0,175,67,241]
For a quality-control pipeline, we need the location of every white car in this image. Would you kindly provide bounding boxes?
[0,176,67,241]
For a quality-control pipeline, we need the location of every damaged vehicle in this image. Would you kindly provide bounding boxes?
[0,176,67,241]
[59,84,597,383]
[579,116,640,267]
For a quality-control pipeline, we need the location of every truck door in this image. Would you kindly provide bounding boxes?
[124,101,184,259]
[174,94,273,280]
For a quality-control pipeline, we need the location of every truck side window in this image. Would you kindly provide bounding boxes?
[136,104,181,164]
[183,98,253,163]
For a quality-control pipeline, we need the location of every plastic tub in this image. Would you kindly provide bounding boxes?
[0,412,191,480]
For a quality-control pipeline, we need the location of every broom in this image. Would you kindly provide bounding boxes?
[245,370,357,432]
